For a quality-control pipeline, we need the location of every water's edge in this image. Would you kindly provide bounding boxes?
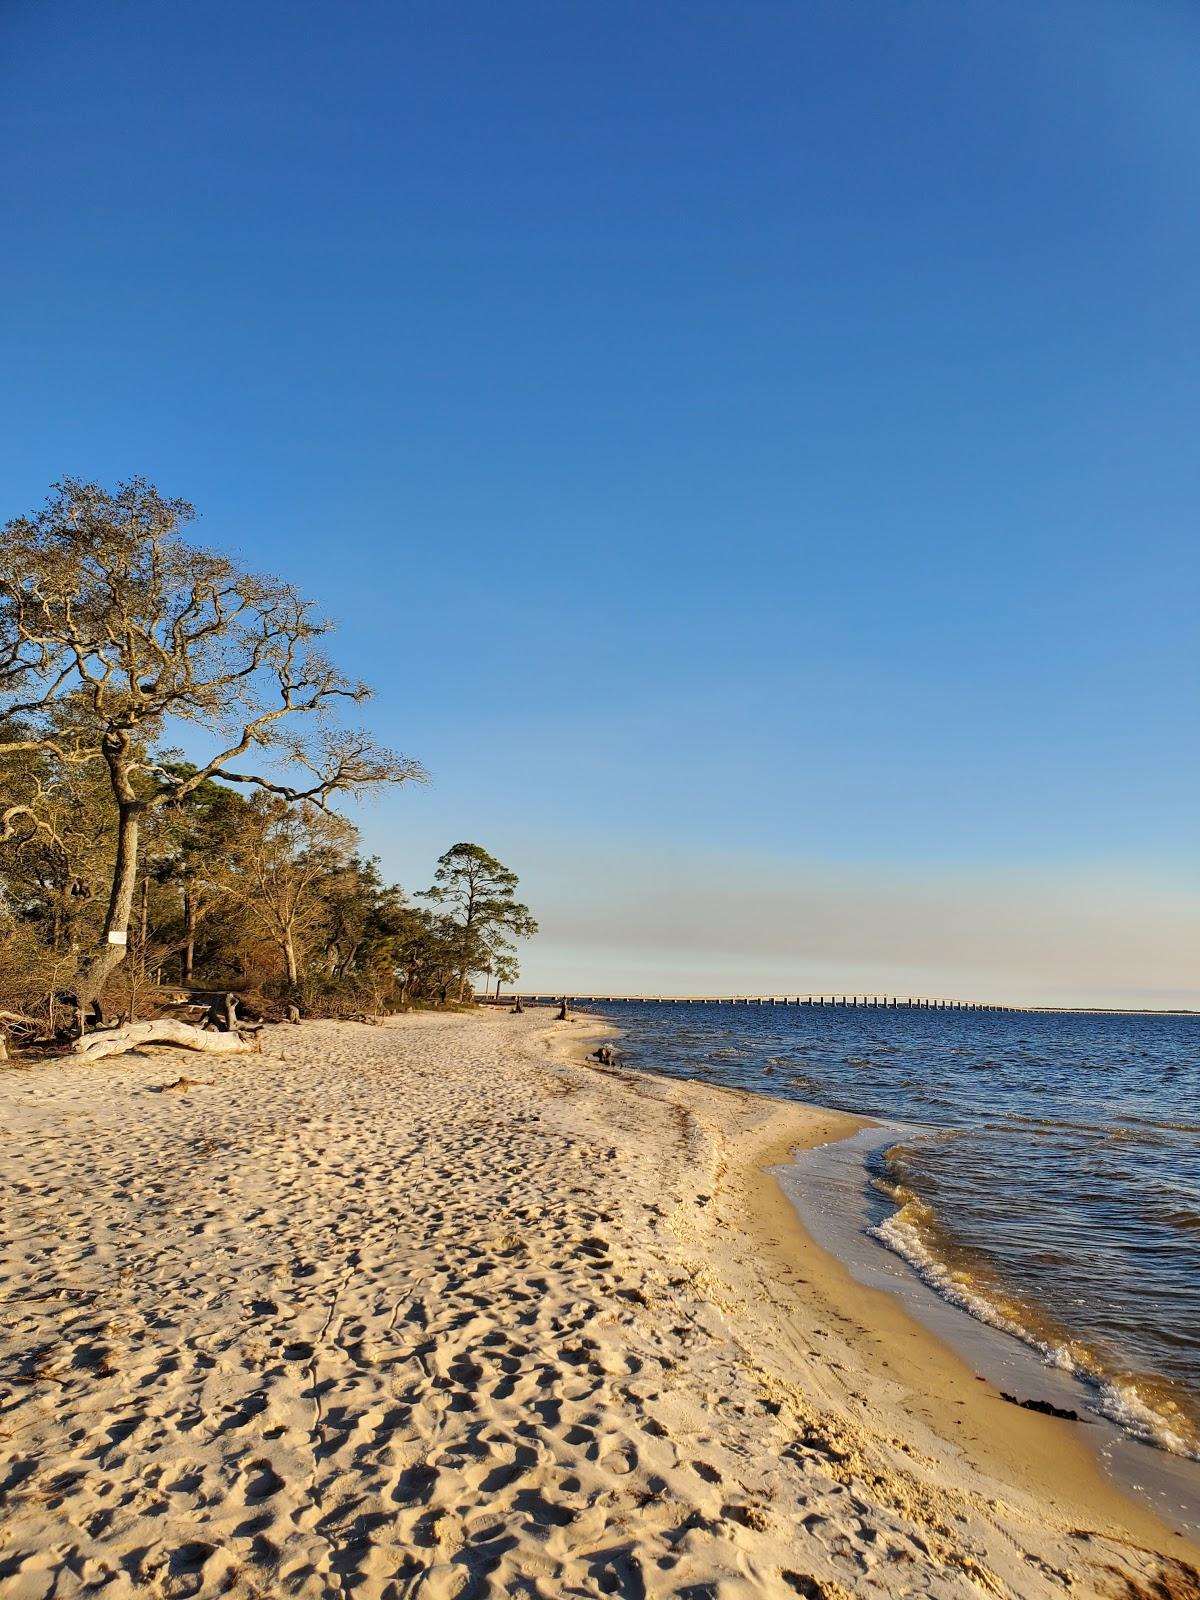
[775,1125,1200,1538]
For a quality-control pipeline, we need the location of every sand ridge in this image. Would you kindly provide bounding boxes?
[0,1009,1195,1598]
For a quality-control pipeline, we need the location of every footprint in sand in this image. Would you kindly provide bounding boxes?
[240,1459,285,1503]
[599,1442,638,1476]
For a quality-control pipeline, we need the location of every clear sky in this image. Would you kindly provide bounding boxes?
[2,1,1197,1007]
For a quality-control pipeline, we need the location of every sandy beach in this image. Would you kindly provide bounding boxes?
[1,1009,1197,1600]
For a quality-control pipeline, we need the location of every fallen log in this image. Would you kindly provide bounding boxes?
[0,1010,43,1030]
[164,999,211,1019]
[72,1020,261,1062]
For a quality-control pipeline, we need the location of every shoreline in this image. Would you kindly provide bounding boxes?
[1,1008,1197,1598]
[778,1122,1200,1532]
[554,1009,1200,1574]
[558,1010,1200,1556]
[571,1003,1200,1531]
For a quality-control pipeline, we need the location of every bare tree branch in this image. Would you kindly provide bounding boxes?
[0,478,425,1018]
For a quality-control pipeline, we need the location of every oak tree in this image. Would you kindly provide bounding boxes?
[0,478,423,1025]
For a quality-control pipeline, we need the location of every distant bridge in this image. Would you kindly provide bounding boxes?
[481,993,1013,1011]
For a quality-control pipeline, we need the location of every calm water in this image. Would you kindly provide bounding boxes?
[586,1002,1200,1458]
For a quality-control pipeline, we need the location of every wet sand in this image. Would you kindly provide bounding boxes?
[1,1008,1197,1598]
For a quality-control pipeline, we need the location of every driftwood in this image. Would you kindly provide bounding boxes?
[207,992,264,1033]
[165,999,212,1022]
[1,1010,48,1058]
[556,997,570,1021]
[160,992,268,1033]
[0,1010,42,1031]
[72,1019,261,1062]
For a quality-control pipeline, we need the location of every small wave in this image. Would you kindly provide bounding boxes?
[872,1203,1200,1460]
[1100,1125,1172,1148]
[1096,1378,1200,1460]
[1123,1114,1200,1136]
[1148,1205,1200,1235]
[871,1202,1073,1359]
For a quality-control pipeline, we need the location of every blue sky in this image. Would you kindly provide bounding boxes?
[2,1,1197,1004]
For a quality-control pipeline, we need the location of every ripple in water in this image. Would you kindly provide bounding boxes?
[587,1002,1200,1459]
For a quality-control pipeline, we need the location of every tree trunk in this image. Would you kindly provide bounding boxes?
[283,932,299,987]
[72,1019,260,1062]
[182,886,197,985]
[76,799,141,1016]
[139,873,149,977]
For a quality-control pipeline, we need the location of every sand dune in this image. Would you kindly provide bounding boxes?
[1,1010,1195,1598]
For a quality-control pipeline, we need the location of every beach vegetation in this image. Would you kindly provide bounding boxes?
[421,842,538,1002]
[0,480,536,1048]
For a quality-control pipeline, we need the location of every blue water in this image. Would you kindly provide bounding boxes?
[585,1001,1200,1457]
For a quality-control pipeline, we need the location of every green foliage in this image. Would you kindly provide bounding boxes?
[0,757,535,1023]
[1,477,424,1015]
[421,842,538,1000]
[0,479,534,1032]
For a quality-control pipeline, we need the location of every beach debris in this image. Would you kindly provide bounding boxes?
[72,1019,261,1062]
[592,1044,617,1066]
[999,1391,1081,1422]
[197,991,265,1034]
[0,1009,56,1054]
[557,996,570,1020]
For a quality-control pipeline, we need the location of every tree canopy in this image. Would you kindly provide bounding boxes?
[422,842,538,1002]
[0,478,423,1017]
[0,479,539,1043]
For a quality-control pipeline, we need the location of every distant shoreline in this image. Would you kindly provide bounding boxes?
[500,995,1200,1016]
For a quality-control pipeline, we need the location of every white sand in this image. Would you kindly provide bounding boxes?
[1,1010,1195,1599]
